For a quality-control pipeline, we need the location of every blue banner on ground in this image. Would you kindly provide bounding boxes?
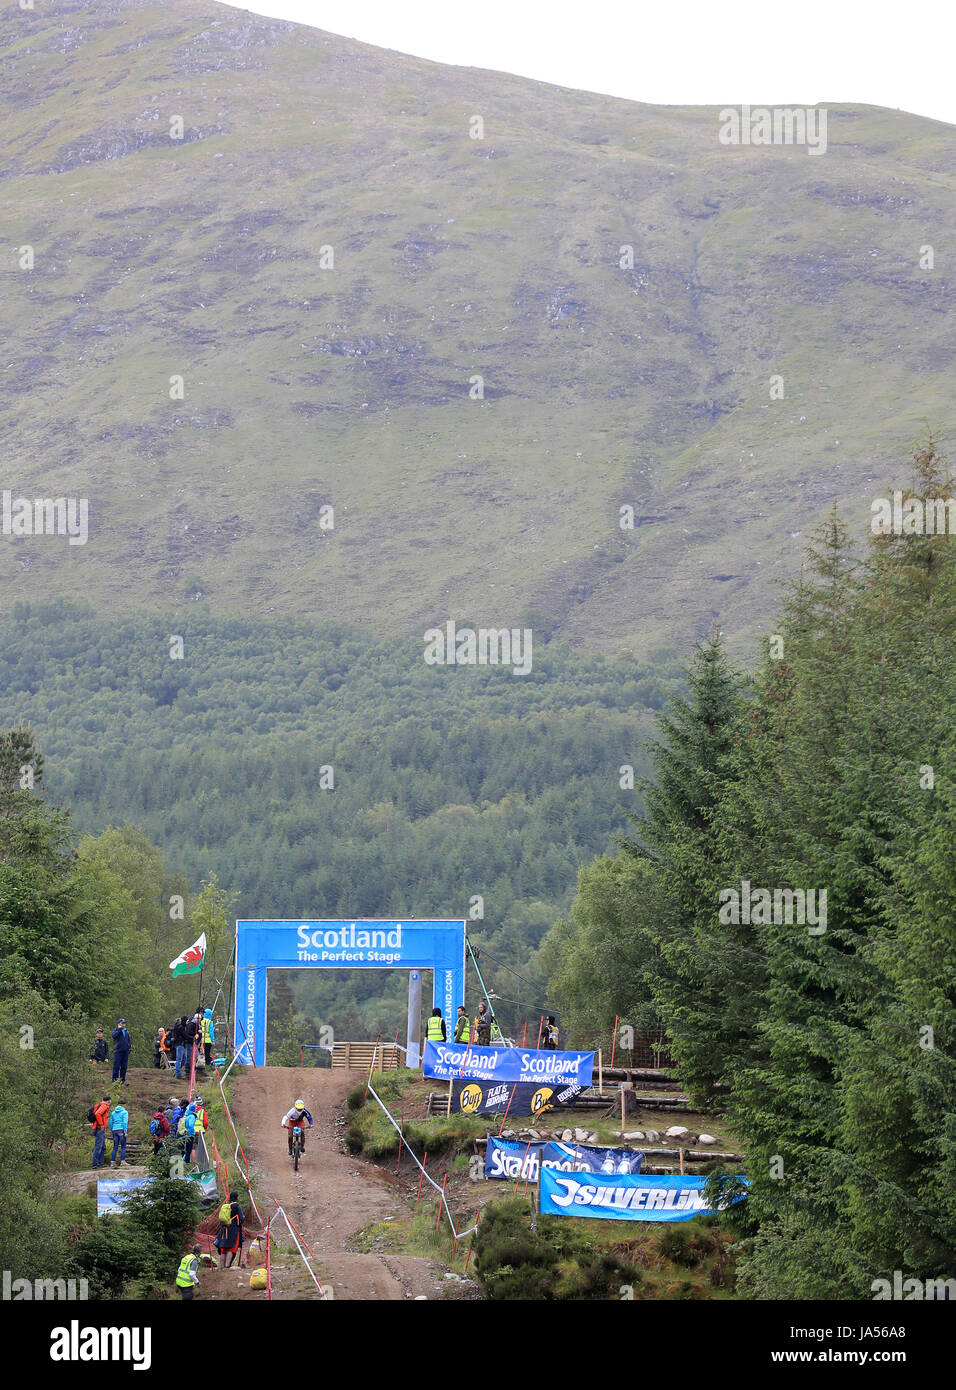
[97,1177,150,1216]
[423,1041,594,1087]
[539,1169,749,1222]
[486,1137,643,1181]
[97,1169,217,1216]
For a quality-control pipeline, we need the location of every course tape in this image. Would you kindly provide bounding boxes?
[366,1080,478,1240]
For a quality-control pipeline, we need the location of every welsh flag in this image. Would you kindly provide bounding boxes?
[169,933,206,977]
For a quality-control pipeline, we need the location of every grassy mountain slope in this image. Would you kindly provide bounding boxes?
[2,0,955,658]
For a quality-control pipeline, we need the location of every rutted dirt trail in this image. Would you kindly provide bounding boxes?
[231,1066,443,1300]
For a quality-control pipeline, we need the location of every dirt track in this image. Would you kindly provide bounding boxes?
[231,1066,444,1300]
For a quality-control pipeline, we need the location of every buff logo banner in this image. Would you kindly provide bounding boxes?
[539,1169,750,1222]
[424,1042,594,1087]
[485,1137,643,1181]
[452,1078,586,1117]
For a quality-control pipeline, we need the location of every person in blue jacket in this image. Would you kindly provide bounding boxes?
[201,1008,215,1069]
[108,1099,129,1166]
[111,1018,132,1084]
[181,1102,202,1163]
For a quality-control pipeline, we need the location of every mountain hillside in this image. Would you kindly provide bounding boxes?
[2,0,955,656]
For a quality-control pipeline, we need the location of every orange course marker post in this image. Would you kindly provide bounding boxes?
[498,1085,516,1136]
[416,1152,429,1203]
[436,1174,448,1232]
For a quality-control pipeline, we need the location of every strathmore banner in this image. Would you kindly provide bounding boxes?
[450,1077,587,1117]
[423,1041,594,1087]
[539,1169,750,1222]
[485,1137,643,1181]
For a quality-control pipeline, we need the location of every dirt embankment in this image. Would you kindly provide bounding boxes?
[231,1067,447,1300]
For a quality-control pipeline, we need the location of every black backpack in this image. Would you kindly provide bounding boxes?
[86,1106,96,1123]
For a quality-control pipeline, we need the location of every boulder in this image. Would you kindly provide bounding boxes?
[623,1131,645,1141]
[697,1133,717,1146]
[643,1129,659,1143]
[573,1128,589,1143]
[586,1133,599,1144]
[501,1130,516,1139]
[665,1125,690,1139]
[561,1129,574,1142]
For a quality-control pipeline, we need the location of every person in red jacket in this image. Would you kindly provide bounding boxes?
[149,1109,171,1155]
[91,1095,111,1169]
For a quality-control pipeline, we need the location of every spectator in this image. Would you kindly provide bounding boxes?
[231,1190,245,1266]
[184,1013,200,1073]
[543,1015,559,1050]
[89,1029,108,1065]
[165,1096,184,1136]
[193,1095,209,1132]
[169,1017,188,1080]
[425,1007,446,1043]
[90,1093,111,1169]
[111,1018,131,1084]
[201,1008,215,1069]
[474,1002,491,1046]
[215,1195,242,1269]
[181,1101,200,1163]
[109,1098,129,1167]
[453,1005,470,1043]
[149,1108,171,1155]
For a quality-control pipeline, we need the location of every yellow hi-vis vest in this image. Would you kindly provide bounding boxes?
[176,1253,197,1288]
[426,1014,444,1042]
[201,1017,212,1043]
[454,1015,470,1042]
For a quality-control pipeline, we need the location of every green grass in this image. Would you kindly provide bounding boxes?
[2,0,954,661]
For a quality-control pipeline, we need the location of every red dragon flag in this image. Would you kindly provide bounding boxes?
[169,932,207,977]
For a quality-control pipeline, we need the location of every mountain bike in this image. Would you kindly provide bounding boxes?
[291,1124,304,1172]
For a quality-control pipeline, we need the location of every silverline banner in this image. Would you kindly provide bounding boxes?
[539,1169,750,1222]
[423,1041,594,1087]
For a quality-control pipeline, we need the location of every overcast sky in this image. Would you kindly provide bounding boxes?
[240,0,956,126]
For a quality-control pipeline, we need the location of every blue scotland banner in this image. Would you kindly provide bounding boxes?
[423,1041,593,1087]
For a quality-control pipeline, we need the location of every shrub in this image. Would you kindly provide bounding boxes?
[474,1197,636,1301]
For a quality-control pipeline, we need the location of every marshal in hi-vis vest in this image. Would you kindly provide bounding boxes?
[175,1254,196,1288]
[426,1014,444,1041]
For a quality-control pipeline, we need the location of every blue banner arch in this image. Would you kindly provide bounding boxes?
[235,919,467,1066]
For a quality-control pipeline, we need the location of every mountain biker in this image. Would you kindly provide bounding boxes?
[281,1099,313,1156]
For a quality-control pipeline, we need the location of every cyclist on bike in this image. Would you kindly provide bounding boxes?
[281,1098,314,1156]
